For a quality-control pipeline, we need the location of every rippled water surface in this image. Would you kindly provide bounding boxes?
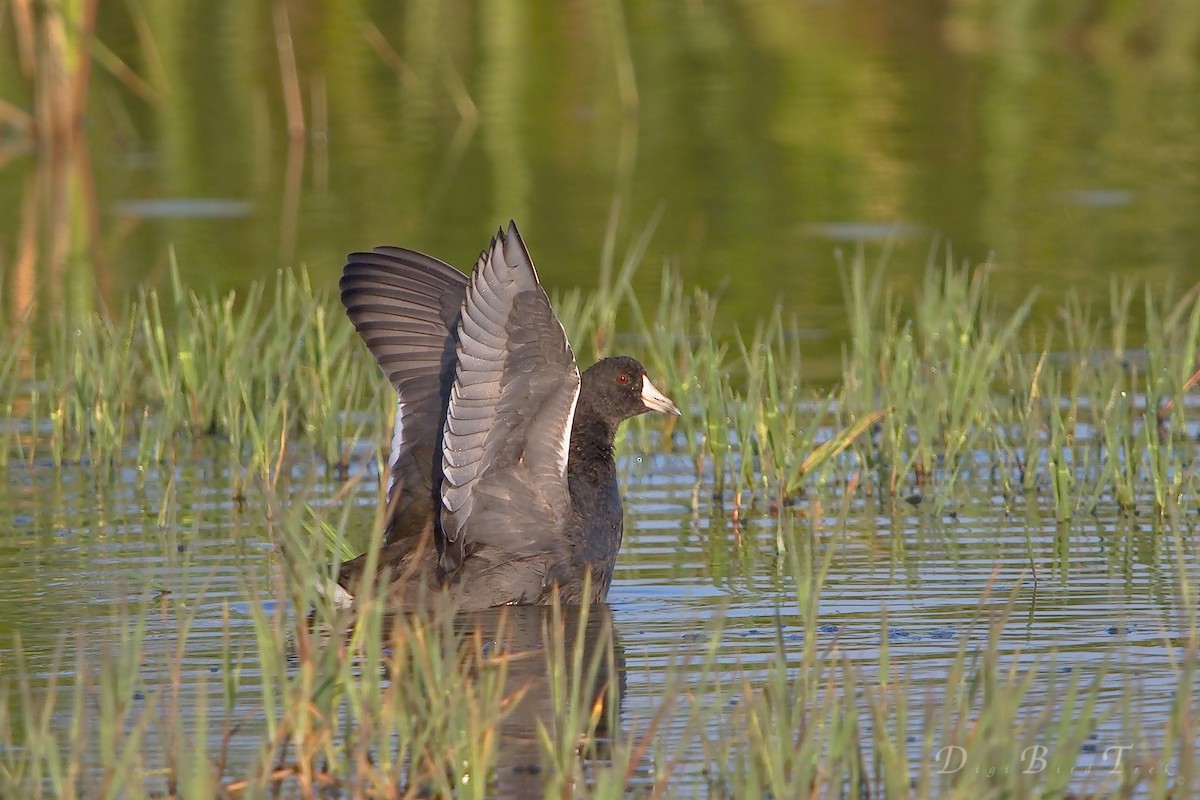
[3,435,1197,796]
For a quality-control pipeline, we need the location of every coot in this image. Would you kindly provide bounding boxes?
[334,222,679,609]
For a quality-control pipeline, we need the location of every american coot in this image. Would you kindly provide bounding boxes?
[335,222,680,609]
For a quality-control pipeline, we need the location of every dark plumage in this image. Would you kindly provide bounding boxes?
[336,222,680,609]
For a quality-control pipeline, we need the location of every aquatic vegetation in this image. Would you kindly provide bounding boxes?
[2,248,1200,797]
[0,498,1196,798]
[7,260,386,496]
[2,241,1199,525]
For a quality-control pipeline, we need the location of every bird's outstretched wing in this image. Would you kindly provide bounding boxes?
[340,248,467,543]
[439,222,580,573]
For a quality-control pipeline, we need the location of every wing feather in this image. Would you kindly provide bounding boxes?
[340,247,467,544]
[439,222,580,573]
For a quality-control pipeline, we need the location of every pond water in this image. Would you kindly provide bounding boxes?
[2,2,1200,378]
[3,435,1196,795]
[3,1,1200,796]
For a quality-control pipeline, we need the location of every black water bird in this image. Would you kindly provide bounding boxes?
[334,222,680,609]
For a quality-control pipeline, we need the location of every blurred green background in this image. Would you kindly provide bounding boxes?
[2,0,1198,373]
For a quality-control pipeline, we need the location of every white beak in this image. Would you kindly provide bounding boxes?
[641,375,681,415]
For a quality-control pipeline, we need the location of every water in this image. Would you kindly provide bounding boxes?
[3,1,1200,795]
[2,436,1196,795]
[3,3,1200,379]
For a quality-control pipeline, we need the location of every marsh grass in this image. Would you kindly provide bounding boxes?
[5,482,1197,799]
[11,259,385,499]
[6,240,1199,521]
[3,246,1200,797]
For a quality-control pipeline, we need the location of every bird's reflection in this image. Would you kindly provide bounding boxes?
[450,602,625,797]
[299,594,626,796]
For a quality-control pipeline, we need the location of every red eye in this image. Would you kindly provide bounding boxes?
[617,373,630,385]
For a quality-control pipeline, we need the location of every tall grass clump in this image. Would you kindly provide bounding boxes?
[7,260,385,498]
[834,248,1200,521]
[4,239,1200,524]
[841,250,1034,502]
